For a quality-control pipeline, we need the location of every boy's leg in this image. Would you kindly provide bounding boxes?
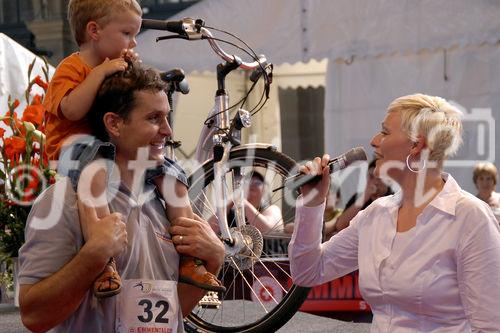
[89,168,122,298]
[156,176,226,292]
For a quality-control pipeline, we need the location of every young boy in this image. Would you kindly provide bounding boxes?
[44,0,223,298]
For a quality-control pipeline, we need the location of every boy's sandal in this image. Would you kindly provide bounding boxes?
[93,263,122,298]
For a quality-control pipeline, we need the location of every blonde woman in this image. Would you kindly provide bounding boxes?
[290,94,500,332]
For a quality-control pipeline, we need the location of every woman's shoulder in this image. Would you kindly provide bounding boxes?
[455,189,498,226]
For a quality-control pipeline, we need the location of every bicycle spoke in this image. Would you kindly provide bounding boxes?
[187,149,310,332]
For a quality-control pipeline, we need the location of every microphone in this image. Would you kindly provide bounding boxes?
[274,147,368,191]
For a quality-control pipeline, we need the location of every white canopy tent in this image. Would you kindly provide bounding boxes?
[0,33,55,131]
[137,0,500,193]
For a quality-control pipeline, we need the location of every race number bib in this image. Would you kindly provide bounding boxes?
[116,279,179,333]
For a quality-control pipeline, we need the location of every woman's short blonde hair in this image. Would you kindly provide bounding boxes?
[473,162,498,186]
[68,0,142,46]
[387,93,463,164]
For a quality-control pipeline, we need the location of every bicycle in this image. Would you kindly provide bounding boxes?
[142,18,311,332]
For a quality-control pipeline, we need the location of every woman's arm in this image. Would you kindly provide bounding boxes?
[244,201,283,233]
[289,155,359,287]
[457,206,500,331]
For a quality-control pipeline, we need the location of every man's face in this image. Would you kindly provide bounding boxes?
[114,90,172,162]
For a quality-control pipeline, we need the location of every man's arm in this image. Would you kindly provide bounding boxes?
[19,201,126,332]
[60,58,128,121]
[20,245,108,332]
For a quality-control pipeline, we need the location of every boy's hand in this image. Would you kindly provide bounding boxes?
[94,57,128,78]
[121,48,141,63]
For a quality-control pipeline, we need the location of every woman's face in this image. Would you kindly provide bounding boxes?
[475,173,496,194]
[112,90,172,163]
[370,111,414,181]
[246,175,265,206]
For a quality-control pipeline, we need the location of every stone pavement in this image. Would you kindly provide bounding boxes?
[0,303,371,333]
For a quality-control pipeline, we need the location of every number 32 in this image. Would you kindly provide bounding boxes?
[137,299,170,323]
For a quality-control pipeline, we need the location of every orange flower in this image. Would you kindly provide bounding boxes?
[2,110,17,126]
[33,75,48,90]
[4,136,26,160]
[10,99,20,110]
[0,127,5,138]
[22,104,44,126]
[32,94,43,105]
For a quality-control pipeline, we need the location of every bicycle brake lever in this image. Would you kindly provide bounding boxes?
[156,35,189,42]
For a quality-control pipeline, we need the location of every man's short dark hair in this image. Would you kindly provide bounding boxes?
[88,61,167,141]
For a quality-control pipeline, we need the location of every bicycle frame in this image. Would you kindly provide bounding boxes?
[160,19,272,247]
[149,18,312,332]
[193,67,266,249]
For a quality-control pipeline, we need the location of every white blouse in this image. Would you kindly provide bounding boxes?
[289,174,500,332]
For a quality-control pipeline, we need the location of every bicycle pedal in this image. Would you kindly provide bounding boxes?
[198,291,221,308]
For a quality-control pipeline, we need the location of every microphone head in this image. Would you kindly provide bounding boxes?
[344,147,368,166]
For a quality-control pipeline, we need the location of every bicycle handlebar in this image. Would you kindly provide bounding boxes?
[142,18,267,71]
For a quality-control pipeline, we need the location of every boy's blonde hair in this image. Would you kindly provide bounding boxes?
[473,162,498,186]
[387,93,463,164]
[68,0,142,46]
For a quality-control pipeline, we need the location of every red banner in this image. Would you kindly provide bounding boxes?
[300,271,370,312]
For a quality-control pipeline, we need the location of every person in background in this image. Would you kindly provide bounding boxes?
[331,159,393,234]
[473,162,500,222]
[290,93,500,332]
[210,171,283,234]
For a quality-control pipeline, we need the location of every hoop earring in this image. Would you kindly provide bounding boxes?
[406,154,426,173]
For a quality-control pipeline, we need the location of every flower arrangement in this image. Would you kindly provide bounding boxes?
[0,57,55,261]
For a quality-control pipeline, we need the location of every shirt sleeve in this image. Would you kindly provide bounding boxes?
[289,196,360,287]
[18,179,82,285]
[44,59,85,118]
[457,202,500,331]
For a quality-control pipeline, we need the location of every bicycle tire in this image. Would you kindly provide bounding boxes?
[185,146,311,332]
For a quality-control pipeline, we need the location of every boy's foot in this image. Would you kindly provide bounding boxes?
[179,256,226,292]
[93,258,122,298]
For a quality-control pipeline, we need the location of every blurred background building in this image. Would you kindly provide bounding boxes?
[0,0,199,64]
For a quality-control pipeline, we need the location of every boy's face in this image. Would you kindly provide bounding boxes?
[95,9,141,60]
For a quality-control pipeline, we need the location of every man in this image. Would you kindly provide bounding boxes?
[18,62,224,332]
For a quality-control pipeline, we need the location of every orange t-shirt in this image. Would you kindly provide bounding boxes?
[44,53,93,161]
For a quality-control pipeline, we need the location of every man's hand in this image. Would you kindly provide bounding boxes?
[169,215,224,273]
[77,199,127,262]
[299,154,331,207]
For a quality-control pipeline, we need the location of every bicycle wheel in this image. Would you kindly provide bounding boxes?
[185,146,310,333]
